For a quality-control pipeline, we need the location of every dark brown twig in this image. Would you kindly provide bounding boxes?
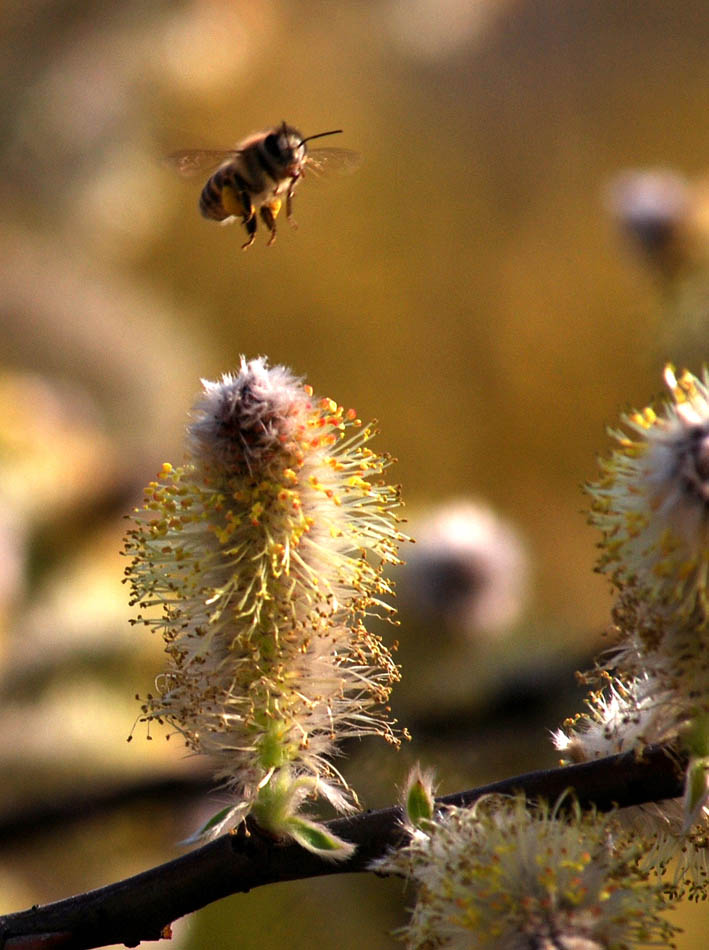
[0,744,685,950]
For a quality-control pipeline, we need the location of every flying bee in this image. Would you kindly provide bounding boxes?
[165,122,359,249]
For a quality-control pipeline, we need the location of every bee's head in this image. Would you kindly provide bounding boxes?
[261,122,304,172]
[263,122,344,176]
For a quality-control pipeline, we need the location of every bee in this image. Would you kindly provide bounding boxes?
[165,122,359,249]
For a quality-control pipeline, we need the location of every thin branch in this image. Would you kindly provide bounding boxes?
[0,744,685,950]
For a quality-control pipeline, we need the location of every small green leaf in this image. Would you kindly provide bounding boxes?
[403,765,436,829]
[199,806,234,834]
[179,805,240,845]
[406,778,434,828]
[683,757,709,831]
[287,817,356,860]
[684,715,709,758]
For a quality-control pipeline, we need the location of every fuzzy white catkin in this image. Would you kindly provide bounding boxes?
[125,357,406,851]
[557,366,709,895]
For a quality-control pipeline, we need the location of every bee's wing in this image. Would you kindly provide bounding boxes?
[305,148,362,179]
[163,148,240,178]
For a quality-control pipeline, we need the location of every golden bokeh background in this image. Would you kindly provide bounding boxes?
[1,0,708,947]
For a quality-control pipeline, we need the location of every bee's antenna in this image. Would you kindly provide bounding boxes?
[299,129,343,146]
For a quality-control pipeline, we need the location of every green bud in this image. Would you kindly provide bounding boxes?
[403,765,435,829]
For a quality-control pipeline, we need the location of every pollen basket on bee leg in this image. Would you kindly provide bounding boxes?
[221,184,250,218]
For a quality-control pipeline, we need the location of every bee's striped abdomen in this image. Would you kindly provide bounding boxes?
[199,165,253,221]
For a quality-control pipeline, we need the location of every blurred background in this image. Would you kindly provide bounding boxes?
[1,0,709,946]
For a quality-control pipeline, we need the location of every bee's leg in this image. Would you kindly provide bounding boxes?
[285,177,299,229]
[219,178,256,250]
[260,198,282,247]
[241,211,257,250]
